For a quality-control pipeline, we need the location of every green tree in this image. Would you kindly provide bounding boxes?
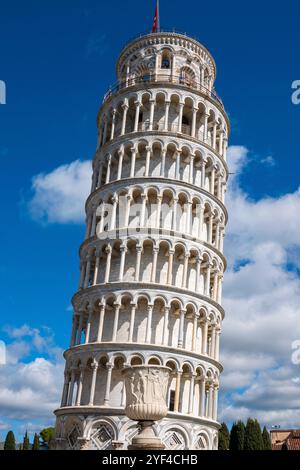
[244,418,264,450]
[218,422,230,450]
[4,431,16,450]
[262,426,272,450]
[32,433,40,450]
[229,421,245,450]
[40,427,54,445]
[22,431,30,450]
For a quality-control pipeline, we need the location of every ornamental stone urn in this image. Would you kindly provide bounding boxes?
[122,365,171,450]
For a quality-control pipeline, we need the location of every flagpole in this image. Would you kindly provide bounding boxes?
[157,0,160,32]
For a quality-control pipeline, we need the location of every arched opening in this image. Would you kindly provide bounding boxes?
[168,300,181,348]
[156,241,169,284]
[123,239,137,281]
[110,356,125,407]
[101,297,115,342]
[130,355,143,366]
[180,66,196,88]
[135,141,147,176]
[150,141,162,176]
[148,356,161,365]
[187,250,198,292]
[140,240,154,281]
[117,296,131,342]
[153,93,166,131]
[151,298,165,344]
[133,296,148,343]
[165,360,177,411]
[161,190,173,231]
[165,143,177,179]
[161,49,171,69]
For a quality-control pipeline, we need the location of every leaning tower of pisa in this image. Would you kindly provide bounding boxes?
[54,30,229,451]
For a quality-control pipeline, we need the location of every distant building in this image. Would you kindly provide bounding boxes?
[271,429,300,450]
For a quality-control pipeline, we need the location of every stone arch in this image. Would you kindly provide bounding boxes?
[147,355,162,365]
[129,353,144,365]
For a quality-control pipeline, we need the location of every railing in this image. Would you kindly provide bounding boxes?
[102,74,224,109]
[120,29,207,54]
[137,121,192,137]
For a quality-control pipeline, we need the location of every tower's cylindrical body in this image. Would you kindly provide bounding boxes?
[54,31,229,451]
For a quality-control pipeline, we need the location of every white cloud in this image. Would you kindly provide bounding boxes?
[28,160,92,224]
[0,421,8,431]
[261,155,276,167]
[219,145,300,428]
[0,325,64,434]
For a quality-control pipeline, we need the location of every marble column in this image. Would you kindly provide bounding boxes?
[75,366,85,406]
[88,362,98,406]
[112,304,120,342]
[178,309,185,348]
[104,364,113,406]
[121,104,128,135]
[163,306,170,345]
[188,374,195,414]
[174,372,182,412]
[129,303,136,342]
[146,305,153,343]
[164,101,170,131]
[97,304,105,342]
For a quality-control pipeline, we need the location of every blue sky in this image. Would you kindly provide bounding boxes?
[1,0,300,442]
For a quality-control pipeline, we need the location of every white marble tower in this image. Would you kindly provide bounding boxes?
[54,30,229,450]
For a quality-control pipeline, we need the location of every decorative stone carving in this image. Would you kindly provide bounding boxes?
[122,365,171,450]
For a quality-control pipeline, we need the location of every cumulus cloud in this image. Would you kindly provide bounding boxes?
[0,325,64,436]
[219,146,300,428]
[28,160,92,224]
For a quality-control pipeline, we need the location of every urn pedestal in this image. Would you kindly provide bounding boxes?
[122,365,171,450]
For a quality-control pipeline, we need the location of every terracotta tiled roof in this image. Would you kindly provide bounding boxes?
[285,431,300,451]
[272,443,283,451]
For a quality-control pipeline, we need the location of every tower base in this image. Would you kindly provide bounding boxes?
[128,421,165,450]
[54,408,219,450]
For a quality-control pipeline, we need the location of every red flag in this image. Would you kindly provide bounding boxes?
[152,1,159,33]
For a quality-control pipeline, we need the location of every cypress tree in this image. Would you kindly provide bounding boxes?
[22,431,30,450]
[32,433,40,450]
[218,422,230,450]
[262,426,272,450]
[4,431,16,450]
[229,421,245,450]
[244,418,264,450]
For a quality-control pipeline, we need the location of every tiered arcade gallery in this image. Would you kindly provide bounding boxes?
[54,31,229,451]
